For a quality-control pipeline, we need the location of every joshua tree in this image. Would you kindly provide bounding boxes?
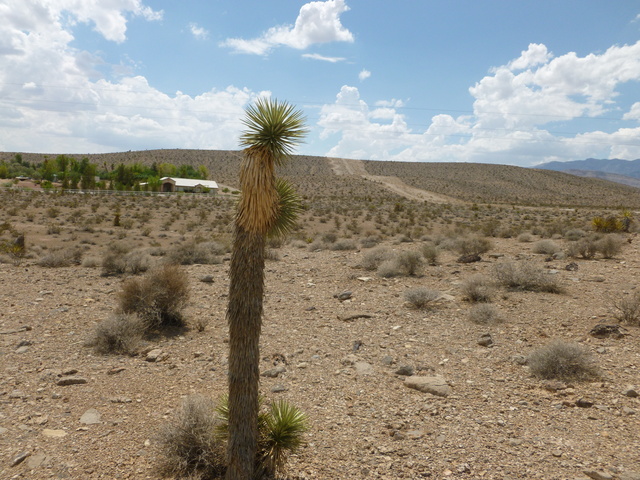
[226,98,307,479]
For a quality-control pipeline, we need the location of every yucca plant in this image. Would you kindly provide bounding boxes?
[226,98,307,480]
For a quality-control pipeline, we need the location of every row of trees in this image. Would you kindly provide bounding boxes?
[0,154,209,191]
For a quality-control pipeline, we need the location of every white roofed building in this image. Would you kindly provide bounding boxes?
[160,177,219,194]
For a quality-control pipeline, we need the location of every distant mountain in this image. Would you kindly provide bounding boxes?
[538,158,640,179]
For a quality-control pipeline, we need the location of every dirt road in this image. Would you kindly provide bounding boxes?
[328,157,461,204]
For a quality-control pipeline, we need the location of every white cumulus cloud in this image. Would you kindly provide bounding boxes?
[189,23,209,40]
[358,69,371,81]
[222,0,353,55]
[317,41,640,165]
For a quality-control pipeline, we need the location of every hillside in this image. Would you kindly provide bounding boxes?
[6,150,640,208]
[538,158,640,179]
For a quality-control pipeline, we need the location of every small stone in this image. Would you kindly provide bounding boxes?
[61,368,78,376]
[80,408,102,424]
[477,333,494,347]
[261,366,286,378]
[11,451,30,467]
[271,385,288,393]
[512,355,527,365]
[27,453,48,469]
[541,380,567,392]
[296,362,309,369]
[404,376,451,397]
[110,397,132,404]
[576,398,594,408]
[335,291,352,301]
[107,367,126,375]
[9,390,26,399]
[354,362,374,376]
[200,275,215,283]
[622,387,639,398]
[15,345,29,354]
[622,406,636,415]
[565,262,579,271]
[583,470,614,480]
[552,450,563,457]
[341,354,358,366]
[42,429,67,438]
[457,254,481,263]
[395,365,415,376]
[381,356,395,366]
[146,349,166,362]
[56,376,87,386]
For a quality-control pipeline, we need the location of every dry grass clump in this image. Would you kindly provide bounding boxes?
[468,304,501,325]
[118,264,189,328]
[595,234,624,259]
[102,249,151,276]
[360,246,393,271]
[611,293,640,325]
[167,240,226,265]
[494,261,563,293]
[37,246,83,267]
[564,228,586,241]
[421,242,438,265]
[532,240,562,255]
[329,239,357,251]
[566,237,598,259]
[377,250,423,278]
[157,395,226,480]
[452,235,492,256]
[360,235,381,248]
[86,313,144,355]
[404,287,440,309]
[528,340,599,381]
[461,274,493,303]
[517,232,534,243]
[157,395,308,479]
[567,234,624,259]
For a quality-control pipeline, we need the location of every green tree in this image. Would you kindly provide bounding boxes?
[226,98,307,480]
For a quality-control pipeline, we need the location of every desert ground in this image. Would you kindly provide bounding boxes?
[1,153,639,480]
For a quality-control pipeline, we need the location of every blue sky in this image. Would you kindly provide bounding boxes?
[1,1,640,166]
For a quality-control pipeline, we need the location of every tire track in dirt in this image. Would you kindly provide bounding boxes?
[328,157,462,204]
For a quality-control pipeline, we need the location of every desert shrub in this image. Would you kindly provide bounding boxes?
[81,256,100,268]
[360,235,381,248]
[421,242,438,265]
[167,241,226,265]
[528,340,599,381]
[360,246,393,271]
[595,234,624,259]
[532,240,562,255]
[566,237,598,259]
[394,250,424,276]
[468,304,501,325]
[102,249,151,276]
[404,287,440,309]
[452,235,492,256]
[330,239,357,251]
[321,232,337,244]
[158,395,307,479]
[118,264,189,328]
[461,274,493,303]
[564,229,586,241]
[86,313,144,355]
[37,246,83,267]
[157,395,226,479]
[517,232,534,243]
[610,293,640,325]
[494,261,563,293]
[376,259,402,278]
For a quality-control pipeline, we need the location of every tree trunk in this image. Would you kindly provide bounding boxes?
[226,225,265,480]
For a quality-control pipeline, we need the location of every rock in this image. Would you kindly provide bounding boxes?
[110,396,132,404]
[80,408,102,424]
[27,453,48,469]
[15,345,30,354]
[0,427,7,435]
[335,291,352,301]
[405,429,427,439]
[619,472,640,480]
[352,340,363,352]
[261,366,286,378]
[565,262,579,271]
[477,333,494,347]
[583,470,614,480]
[590,324,627,339]
[107,367,126,375]
[56,376,87,386]
[541,380,567,392]
[146,349,167,362]
[404,376,451,397]
[381,356,395,366]
[395,365,415,376]
[271,385,288,393]
[622,406,636,415]
[9,390,26,399]
[622,387,639,398]
[457,254,481,264]
[200,275,214,283]
[354,362,374,376]
[576,398,594,408]
[11,451,30,467]
[42,429,67,438]
[512,355,527,365]
[341,354,359,366]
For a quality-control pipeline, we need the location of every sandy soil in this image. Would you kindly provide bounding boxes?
[1,232,640,480]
